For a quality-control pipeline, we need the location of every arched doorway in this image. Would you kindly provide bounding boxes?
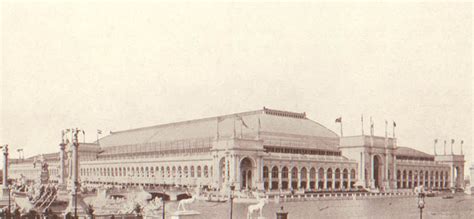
[373,155,382,188]
[240,157,254,190]
[219,157,226,187]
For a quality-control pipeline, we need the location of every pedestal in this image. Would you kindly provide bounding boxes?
[171,210,201,219]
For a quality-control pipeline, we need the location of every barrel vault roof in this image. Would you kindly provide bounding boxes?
[98,108,339,150]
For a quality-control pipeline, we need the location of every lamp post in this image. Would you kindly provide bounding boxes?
[161,197,165,219]
[229,184,235,219]
[74,181,79,219]
[417,192,425,219]
[1,145,10,217]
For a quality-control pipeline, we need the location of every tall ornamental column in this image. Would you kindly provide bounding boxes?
[69,129,81,216]
[72,140,79,189]
[59,142,66,187]
[2,145,9,198]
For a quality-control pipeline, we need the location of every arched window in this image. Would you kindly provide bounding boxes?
[204,166,209,178]
[197,166,202,178]
[184,166,188,178]
[310,168,316,179]
[282,167,289,179]
[272,166,279,179]
[291,167,298,179]
[191,166,195,178]
[327,168,333,180]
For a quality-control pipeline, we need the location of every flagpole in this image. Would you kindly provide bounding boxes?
[392,121,396,138]
[257,117,261,140]
[370,117,373,136]
[340,121,343,137]
[216,118,220,140]
[361,115,364,136]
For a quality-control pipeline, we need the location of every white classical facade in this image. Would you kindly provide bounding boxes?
[8,108,466,193]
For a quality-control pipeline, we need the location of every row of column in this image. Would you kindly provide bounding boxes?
[264,168,355,191]
[397,170,449,189]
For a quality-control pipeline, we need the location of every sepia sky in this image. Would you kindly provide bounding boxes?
[1,1,472,175]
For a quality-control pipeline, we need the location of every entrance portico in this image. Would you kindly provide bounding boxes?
[212,137,265,191]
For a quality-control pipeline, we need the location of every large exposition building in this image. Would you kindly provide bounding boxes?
[8,108,466,193]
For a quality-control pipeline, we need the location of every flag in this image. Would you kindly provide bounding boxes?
[451,139,455,144]
[434,139,438,144]
[97,129,102,135]
[393,121,396,127]
[82,130,85,134]
[335,117,342,123]
[258,117,261,129]
[461,140,464,144]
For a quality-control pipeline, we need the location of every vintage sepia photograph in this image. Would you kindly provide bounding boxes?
[1,1,473,218]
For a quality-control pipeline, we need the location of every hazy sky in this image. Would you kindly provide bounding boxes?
[1,2,472,174]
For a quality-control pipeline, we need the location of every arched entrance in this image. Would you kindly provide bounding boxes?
[240,157,254,190]
[219,157,226,187]
[373,155,382,188]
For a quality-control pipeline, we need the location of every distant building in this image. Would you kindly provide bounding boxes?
[8,108,465,192]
